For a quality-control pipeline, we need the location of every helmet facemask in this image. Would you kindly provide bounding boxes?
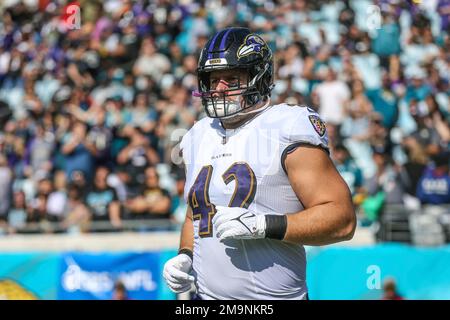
[196,61,272,119]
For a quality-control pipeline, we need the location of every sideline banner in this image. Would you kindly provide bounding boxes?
[4,244,449,300]
[0,253,60,299]
[57,251,177,300]
[306,243,450,300]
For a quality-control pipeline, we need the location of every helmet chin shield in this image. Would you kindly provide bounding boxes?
[206,98,241,119]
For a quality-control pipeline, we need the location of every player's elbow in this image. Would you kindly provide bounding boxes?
[338,206,357,241]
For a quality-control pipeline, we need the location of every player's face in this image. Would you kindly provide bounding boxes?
[205,68,264,126]
[209,69,248,102]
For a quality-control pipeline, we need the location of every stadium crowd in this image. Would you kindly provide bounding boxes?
[0,0,449,235]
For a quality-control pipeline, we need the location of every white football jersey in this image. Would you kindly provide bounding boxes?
[180,103,329,300]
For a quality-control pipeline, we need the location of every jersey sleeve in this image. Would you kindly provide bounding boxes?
[179,118,210,167]
[179,128,192,165]
[280,106,330,173]
[179,128,194,202]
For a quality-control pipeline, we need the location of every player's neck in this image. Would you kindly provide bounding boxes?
[221,113,257,130]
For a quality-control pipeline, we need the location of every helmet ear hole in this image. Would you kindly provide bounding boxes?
[199,72,211,91]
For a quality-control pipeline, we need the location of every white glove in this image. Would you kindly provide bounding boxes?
[212,206,266,241]
[163,253,195,293]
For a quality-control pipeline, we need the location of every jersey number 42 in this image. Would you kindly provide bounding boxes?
[188,162,257,238]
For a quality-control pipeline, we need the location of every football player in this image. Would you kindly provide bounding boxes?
[163,27,356,299]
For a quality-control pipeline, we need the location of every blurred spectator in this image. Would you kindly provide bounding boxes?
[60,120,95,181]
[61,183,91,233]
[338,0,355,31]
[86,166,122,228]
[0,100,12,128]
[133,37,171,83]
[112,280,129,300]
[3,120,28,178]
[404,68,433,104]
[25,122,55,179]
[0,153,12,221]
[401,137,428,197]
[85,108,114,167]
[304,45,333,91]
[117,126,159,187]
[351,34,382,91]
[382,278,405,300]
[332,143,364,197]
[27,177,54,225]
[278,42,308,79]
[366,72,399,129]
[416,152,450,204]
[5,190,28,234]
[409,99,442,157]
[126,92,158,136]
[110,165,137,202]
[325,122,342,150]
[368,113,391,153]
[71,170,89,200]
[372,14,401,60]
[363,147,407,206]
[340,79,373,142]
[313,67,350,127]
[125,166,171,221]
[424,95,450,147]
[104,95,128,129]
[46,170,68,222]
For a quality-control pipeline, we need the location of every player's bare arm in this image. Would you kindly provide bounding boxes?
[212,142,357,245]
[283,144,356,245]
[179,206,194,253]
